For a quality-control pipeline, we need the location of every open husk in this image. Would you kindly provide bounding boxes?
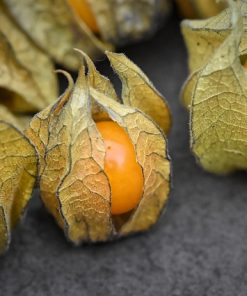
[25,51,171,244]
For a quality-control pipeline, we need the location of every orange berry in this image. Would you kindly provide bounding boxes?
[96,121,144,215]
[68,0,99,33]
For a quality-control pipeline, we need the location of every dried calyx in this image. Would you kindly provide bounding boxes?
[0,2,58,116]
[0,118,37,254]
[181,0,247,174]
[25,51,171,244]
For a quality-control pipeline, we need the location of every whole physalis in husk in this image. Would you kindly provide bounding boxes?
[3,0,171,70]
[181,0,247,174]
[25,51,171,244]
[0,113,37,255]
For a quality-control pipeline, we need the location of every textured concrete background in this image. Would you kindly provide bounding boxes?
[1,14,247,296]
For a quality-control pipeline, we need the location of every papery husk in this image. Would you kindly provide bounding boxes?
[181,1,247,108]
[0,3,58,113]
[106,51,172,134]
[79,50,119,122]
[81,50,171,134]
[3,0,112,70]
[26,69,113,243]
[0,120,37,254]
[3,0,170,69]
[181,2,247,74]
[189,1,247,174]
[25,52,171,244]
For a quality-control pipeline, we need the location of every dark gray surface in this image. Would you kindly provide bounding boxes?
[1,15,247,296]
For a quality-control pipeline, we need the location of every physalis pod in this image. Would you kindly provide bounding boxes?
[181,0,247,107]
[25,51,171,244]
[0,112,37,255]
[0,3,58,114]
[181,0,247,174]
[3,0,171,70]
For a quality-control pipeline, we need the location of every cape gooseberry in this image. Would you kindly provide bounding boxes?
[96,121,144,215]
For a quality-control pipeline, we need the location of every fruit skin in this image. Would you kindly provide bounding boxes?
[96,121,144,215]
[68,0,99,33]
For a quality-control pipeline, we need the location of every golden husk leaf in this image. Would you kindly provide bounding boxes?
[181,2,247,108]
[0,121,37,254]
[181,3,247,74]
[181,12,228,74]
[3,0,112,70]
[25,52,171,244]
[189,1,247,174]
[0,3,58,113]
[89,0,171,45]
[82,51,118,101]
[106,52,172,134]
[79,50,119,122]
[26,70,113,244]
[3,0,170,69]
